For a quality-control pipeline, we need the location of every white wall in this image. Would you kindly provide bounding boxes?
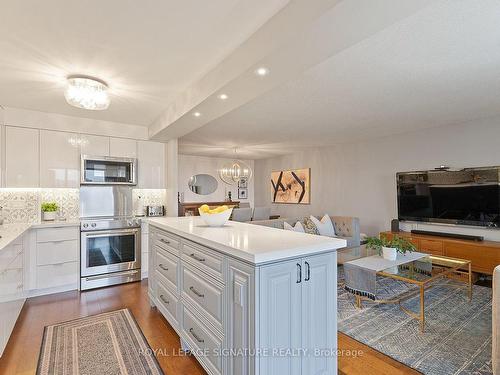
[254,115,500,239]
[179,154,254,206]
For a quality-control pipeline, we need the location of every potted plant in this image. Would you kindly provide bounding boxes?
[365,235,416,261]
[41,202,58,221]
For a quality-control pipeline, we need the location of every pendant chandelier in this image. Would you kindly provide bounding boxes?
[218,150,252,185]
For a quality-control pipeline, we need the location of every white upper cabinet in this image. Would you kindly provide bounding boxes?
[5,127,40,187]
[80,134,109,156]
[137,140,165,188]
[109,138,137,158]
[40,130,80,188]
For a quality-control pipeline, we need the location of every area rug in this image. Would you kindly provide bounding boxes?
[338,266,493,375]
[37,308,163,375]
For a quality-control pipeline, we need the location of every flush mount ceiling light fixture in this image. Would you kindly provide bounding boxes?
[64,75,110,110]
[193,111,202,117]
[218,93,228,100]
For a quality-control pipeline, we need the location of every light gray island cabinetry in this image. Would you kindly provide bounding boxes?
[147,217,346,375]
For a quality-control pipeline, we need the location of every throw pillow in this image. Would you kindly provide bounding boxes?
[284,221,305,233]
[302,217,320,235]
[309,214,336,237]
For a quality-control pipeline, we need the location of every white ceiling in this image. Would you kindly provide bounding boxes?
[0,0,288,126]
[179,0,500,159]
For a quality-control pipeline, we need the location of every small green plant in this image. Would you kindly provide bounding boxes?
[41,202,58,212]
[365,235,416,255]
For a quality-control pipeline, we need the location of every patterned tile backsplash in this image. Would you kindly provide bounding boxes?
[0,188,167,223]
[132,189,167,215]
[0,189,80,224]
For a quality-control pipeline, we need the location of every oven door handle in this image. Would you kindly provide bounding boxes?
[82,229,139,238]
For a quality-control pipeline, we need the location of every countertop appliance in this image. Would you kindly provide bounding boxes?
[81,155,137,185]
[146,205,165,217]
[80,186,141,290]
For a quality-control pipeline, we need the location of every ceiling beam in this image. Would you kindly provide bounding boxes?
[149,0,437,141]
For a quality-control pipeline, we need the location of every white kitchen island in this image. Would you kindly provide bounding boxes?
[147,216,346,375]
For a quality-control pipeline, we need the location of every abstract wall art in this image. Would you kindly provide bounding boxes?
[271,168,310,204]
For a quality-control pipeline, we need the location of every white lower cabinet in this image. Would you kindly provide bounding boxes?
[141,221,149,279]
[0,235,26,357]
[149,226,338,375]
[259,260,302,375]
[300,254,337,375]
[34,227,79,292]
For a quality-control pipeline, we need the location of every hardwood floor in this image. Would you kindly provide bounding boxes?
[0,280,418,375]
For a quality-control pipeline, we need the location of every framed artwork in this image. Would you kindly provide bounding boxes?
[238,178,248,188]
[271,168,310,204]
[238,188,248,199]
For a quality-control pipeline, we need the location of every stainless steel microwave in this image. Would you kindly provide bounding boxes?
[81,155,137,185]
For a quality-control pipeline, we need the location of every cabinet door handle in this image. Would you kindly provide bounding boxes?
[189,328,204,343]
[159,295,170,304]
[189,286,205,298]
[158,264,169,271]
[296,263,302,283]
[305,261,311,281]
[160,238,171,244]
[190,253,206,262]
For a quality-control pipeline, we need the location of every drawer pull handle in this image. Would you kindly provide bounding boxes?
[158,264,169,271]
[160,238,171,245]
[159,295,170,304]
[189,328,204,343]
[189,286,204,298]
[189,253,205,262]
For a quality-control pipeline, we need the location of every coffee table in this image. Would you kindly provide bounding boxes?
[338,246,472,332]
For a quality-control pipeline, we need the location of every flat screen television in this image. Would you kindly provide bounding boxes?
[397,166,500,228]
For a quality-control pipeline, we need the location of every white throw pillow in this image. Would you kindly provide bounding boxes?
[284,221,305,233]
[309,214,336,237]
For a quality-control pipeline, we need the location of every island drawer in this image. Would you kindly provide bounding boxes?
[182,264,223,328]
[181,306,223,375]
[182,241,223,280]
[156,281,179,327]
[154,231,180,255]
[155,247,179,293]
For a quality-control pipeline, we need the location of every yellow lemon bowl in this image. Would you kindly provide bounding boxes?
[198,207,233,227]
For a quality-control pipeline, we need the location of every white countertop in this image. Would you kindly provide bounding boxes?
[148,217,346,264]
[0,220,80,251]
[0,223,31,250]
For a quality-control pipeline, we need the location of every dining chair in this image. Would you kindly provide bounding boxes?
[252,207,271,221]
[231,207,253,222]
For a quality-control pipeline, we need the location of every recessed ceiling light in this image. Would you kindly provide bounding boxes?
[193,112,201,117]
[255,67,269,76]
[218,94,228,100]
[65,75,110,110]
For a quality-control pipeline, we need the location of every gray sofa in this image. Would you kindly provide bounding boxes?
[250,215,360,248]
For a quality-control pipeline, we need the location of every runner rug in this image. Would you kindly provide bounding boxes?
[37,308,163,375]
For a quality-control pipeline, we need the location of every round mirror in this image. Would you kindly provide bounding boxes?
[188,174,218,195]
